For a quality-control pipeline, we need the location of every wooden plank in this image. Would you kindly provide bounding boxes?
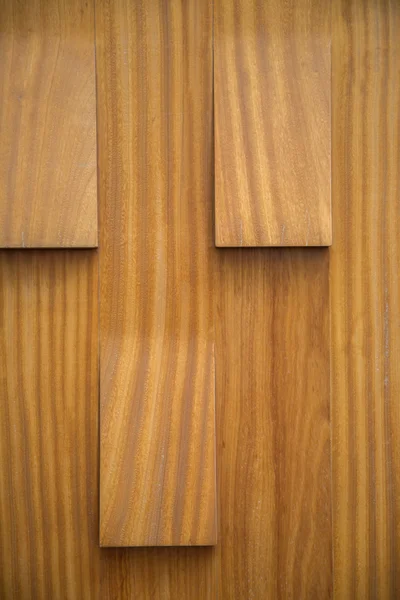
[0,251,99,597]
[100,547,216,599]
[331,0,400,597]
[215,249,332,597]
[97,0,216,547]
[214,0,332,247]
[0,0,97,248]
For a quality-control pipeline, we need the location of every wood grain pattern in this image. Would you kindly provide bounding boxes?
[0,251,99,598]
[215,249,332,598]
[100,547,216,599]
[331,0,400,597]
[2,0,399,595]
[0,0,98,248]
[214,0,332,247]
[97,0,216,547]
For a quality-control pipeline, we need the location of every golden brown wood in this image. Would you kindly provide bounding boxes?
[2,0,399,595]
[331,0,400,597]
[97,0,216,547]
[214,0,332,247]
[0,0,97,248]
[215,249,332,598]
[100,547,216,599]
[0,251,99,597]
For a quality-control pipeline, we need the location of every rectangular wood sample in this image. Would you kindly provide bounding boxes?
[214,0,332,247]
[0,0,98,248]
[97,0,216,547]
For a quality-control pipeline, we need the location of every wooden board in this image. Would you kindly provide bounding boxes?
[214,0,332,247]
[100,547,216,599]
[97,0,216,547]
[0,251,99,597]
[215,248,332,597]
[331,0,400,597]
[0,0,97,248]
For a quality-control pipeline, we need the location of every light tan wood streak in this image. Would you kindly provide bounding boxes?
[97,0,216,547]
[215,248,332,598]
[0,0,97,248]
[214,0,332,247]
[0,251,99,598]
[331,0,400,597]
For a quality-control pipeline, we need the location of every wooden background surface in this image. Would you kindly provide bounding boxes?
[1,0,399,597]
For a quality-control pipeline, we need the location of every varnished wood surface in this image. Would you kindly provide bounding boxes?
[214,0,332,247]
[215,249,332,598]
[331,0,400,597]
[0,251,99,598]
[97,0,216,547]
[0,0,97,248]
[1,0,399,596]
